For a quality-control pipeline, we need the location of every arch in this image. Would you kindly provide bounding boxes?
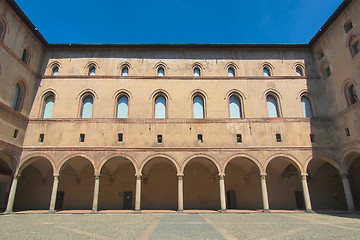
[17,153,56,176]
[263,88,283,99]
[320,60,332,78]
[84,61,99,76]
[113,89,132,99]
[11,80,26,111]
[76,89,98,99]
[224,89,246,100]
[58,153,96,175]
[47,61,62,75]
[265,91,282,118]
[304,152,342,175]
[154,62,168,76]
[224,62,239,76]
[347,33,360,56]
[0,17,8,41]
[189,89,209,100]
[342,79,358,106]
[222,153,263,173]
[149,89,171,100]
[341,148,360,171]
[118,61,132,76]
[191,62,204,76]
[264,153,303,174]
[298,90,318,117]
[99,153,139,175]
[0,150,17,173]
[181,154,221,174]
[260,62,275,76]
[140,153,180,174]
[21,47,31,65]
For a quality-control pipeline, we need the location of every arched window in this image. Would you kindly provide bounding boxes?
[21,49,30,65]
[266,94,279,118]
[117,95,128,118]
[0,21,4,39]
[155,95,166,119]
[301,96,313,118]
[228,67,235,77]
[52,66,59,76]
[263,67,271,76]
[157,67,165,76]
[81,95,93,118]
[42,94,55,118]
[193,95,204,119]
[229,95,242,118]
[11,83,24,111]
[347,84,358,105]
[351,40,360,56]
[296,67,303,76]
[194,67,201,77]
[88,65,96,76]
[121,67,129,76]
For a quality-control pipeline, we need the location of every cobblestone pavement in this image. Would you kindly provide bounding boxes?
[0,212,359,239]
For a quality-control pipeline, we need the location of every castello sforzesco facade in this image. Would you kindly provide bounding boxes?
[0,0,360,214]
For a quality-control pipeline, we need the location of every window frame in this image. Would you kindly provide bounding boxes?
[345,83,359,106]
[228,93,243,119]
[11,82,25,112]
[300,95,314,118]
[192,93,206,119]
[79,93,94,118]
[88,65,96,76]
[116,94,129,119]
[21,48,30,65]
[154,94,167,119]
[0,18,6,41]
[41,92,56,119]
[265,92,282,118]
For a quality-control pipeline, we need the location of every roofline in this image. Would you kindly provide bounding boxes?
[5,0,48,46]
[5,0,352,49]
[309,0,353,46]
[46,43,309,49]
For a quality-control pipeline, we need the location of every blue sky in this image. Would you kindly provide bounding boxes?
[15,0,343,44]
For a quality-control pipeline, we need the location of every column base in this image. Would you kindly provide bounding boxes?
[4,211,13,214]
[91,210,98,213]
[48,210,56,214]
[134,210,141,214]
[263,209,271,213]
[177,210,184,213]
[305,209,314,213]
[219,209,227,213]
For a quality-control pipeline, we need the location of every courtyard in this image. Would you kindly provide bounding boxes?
[0,212,359,239]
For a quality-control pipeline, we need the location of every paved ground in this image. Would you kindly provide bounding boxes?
[0,212,359,239]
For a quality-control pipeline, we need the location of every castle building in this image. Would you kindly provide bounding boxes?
[0,0,359,213]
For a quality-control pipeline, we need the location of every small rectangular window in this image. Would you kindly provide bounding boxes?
[344,21,353,33]
[276,134,282,142]
[197,134,203,143]
[80,133,85,142]
[236,134,242,143]
[157,134,162,144]
[38,134,44,142]
[118,133,123,142]
[310,134,315,143]
[13,129,19,138]
[345,128,350,137]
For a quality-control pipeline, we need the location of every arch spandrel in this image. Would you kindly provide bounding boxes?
[99,153,139,175]
[181,153,221,174]
[264,153,303,174]
[341,148,360,172]
[222,153,263,173]
[139,153,180,174]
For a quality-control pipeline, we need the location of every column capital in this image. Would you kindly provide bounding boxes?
[94,174,101,179]
[218,173,225,180]
[260,173,267,179]
[341,173,349,180]
[14,174,21,179]
[135,174,142,180]
[301,173,308,180]
[53,174,60,179]
[177,173,184,180]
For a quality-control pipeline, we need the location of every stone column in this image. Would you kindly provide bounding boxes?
[177,174,184,212]
[5,175,20,213]
[219,173,226,212]
[135,174,142,213]
[92,174,101,212]
[341,173,355,211]
[301,173,313,213]
[260,173,270,212]
[49,174,60,213]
